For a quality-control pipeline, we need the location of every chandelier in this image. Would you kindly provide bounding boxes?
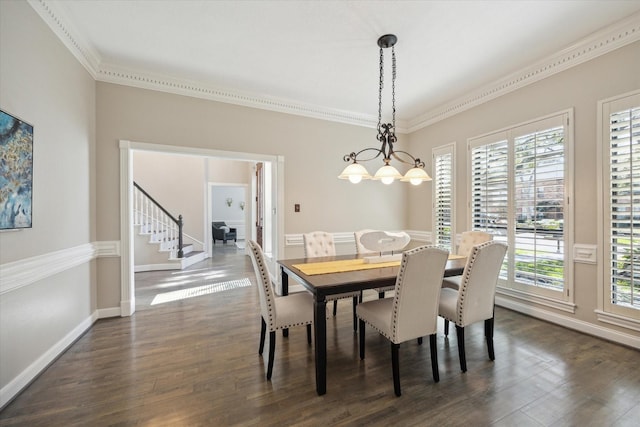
[339,34,431,185]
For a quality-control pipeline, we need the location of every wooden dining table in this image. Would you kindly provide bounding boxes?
[278,253,466,396]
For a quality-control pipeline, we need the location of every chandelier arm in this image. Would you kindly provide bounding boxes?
[390,150,426,168]
[343,147,386,163]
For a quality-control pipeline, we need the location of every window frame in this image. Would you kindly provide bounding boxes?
[597,90,640,328]
[467,109,575,311]
[432,143,456,252]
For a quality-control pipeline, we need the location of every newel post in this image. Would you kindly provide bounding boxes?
[177,214,184,258]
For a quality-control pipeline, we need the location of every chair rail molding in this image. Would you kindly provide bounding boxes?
[0,241,120,295]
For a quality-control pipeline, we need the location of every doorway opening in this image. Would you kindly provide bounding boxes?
[119,140,284,316]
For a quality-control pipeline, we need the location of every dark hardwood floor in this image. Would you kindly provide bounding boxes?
[1,242,639,426]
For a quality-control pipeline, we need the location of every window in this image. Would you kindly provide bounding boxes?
[469,111,573,304]
[433,144,455,251]
[600,91,640,322]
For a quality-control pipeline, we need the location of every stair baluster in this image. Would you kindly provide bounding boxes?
[133,182,184,258]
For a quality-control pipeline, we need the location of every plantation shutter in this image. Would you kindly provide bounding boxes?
[513,126,565,291]
[433,146,454,251]
[608,104,640,311]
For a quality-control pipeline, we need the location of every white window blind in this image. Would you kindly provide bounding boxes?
[469,112,570,299]
[514,126,565,291]
[607,101,640,313]
[433,145,454,251]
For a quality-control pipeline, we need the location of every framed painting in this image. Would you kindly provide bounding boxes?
[0,109,33,230]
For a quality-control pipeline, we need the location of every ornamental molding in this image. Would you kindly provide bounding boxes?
[30,0,640,133]
[0,241,120,295]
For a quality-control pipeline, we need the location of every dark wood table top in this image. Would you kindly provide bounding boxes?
[279,254,466,299]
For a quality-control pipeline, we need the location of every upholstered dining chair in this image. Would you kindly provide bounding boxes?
[354,229,395,299]
[439,240,508,373]
[441,230,493,291]
[303,231,361,331]
[356,246,449,396]
[248,240,313,380]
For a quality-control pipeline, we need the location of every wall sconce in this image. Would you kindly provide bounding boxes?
[239,201,245,210]
[226,198,233,207]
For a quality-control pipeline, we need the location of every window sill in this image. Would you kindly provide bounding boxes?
[595,310,640,333]
[496,286,576,313]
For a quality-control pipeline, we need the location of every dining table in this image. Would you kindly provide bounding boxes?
[278,252,467,396]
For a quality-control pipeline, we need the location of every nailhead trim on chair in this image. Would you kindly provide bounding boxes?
[249,241,276,330]
[439,240,495,327]
[361,245,439,342]
[250,241,313,332]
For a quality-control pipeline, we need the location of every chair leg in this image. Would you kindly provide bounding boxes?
[485,317,495,361]
[359,319,366,360]
[455,325,467,373]
[352,296,358,332]
[429,333,440,383]
[332,299,338,316]
[391,343,401,396]
[307,324,312,346]
[267,331,276,380]
[259,318,266,355]
[444,319,449,336]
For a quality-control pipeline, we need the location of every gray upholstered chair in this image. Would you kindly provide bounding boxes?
[354,229,396,299]
[441,230,493,290]
[248,240,313,380]
[356,246,449,396]
[439,240,508,372]
[212,221,237,244]
[303,231,360,331]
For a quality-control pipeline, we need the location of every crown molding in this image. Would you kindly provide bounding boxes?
[96,63,384,130]
[407,11,640,133]
[30,1,640,133]
[28,0,101,79]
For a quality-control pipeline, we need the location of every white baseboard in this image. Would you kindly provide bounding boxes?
[0,306,121,410]
[496,296,640,350]
[0,311,97,409]
[134,263,181,272]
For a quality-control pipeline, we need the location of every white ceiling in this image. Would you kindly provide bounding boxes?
[38,0,640,130]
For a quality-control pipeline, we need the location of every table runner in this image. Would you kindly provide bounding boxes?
[293,254,466,276]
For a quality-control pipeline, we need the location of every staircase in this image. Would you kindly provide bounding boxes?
[134,223,206,272]
[133,182,207,272]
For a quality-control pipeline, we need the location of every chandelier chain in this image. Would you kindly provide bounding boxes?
[378,46,383,130]
[392,46,396,131]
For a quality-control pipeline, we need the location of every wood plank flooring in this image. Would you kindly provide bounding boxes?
[1,242,639,426]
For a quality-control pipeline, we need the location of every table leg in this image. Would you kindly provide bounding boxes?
[314,295,327,395]
[281,267,289,337]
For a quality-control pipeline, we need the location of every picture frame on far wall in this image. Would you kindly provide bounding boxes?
[0,109,33,230]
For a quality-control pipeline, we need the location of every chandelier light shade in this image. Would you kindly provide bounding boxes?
[339,34,431,185]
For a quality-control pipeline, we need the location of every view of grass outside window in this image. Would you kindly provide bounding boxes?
[469,113,570,299]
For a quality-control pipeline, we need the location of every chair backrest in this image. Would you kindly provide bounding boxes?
[212,221,227,229]
[391,246,449,343]
[457,231,493,257]
[303,231,336,257]
[456,240,508,326]
[354,229,377,254]
[248,240,276,330]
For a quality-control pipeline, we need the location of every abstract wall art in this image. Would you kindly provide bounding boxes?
[0,109,33,230]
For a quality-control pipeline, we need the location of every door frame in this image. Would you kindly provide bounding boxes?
[119,139,284,316]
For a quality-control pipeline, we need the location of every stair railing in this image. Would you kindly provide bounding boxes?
[133,181,184,258]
